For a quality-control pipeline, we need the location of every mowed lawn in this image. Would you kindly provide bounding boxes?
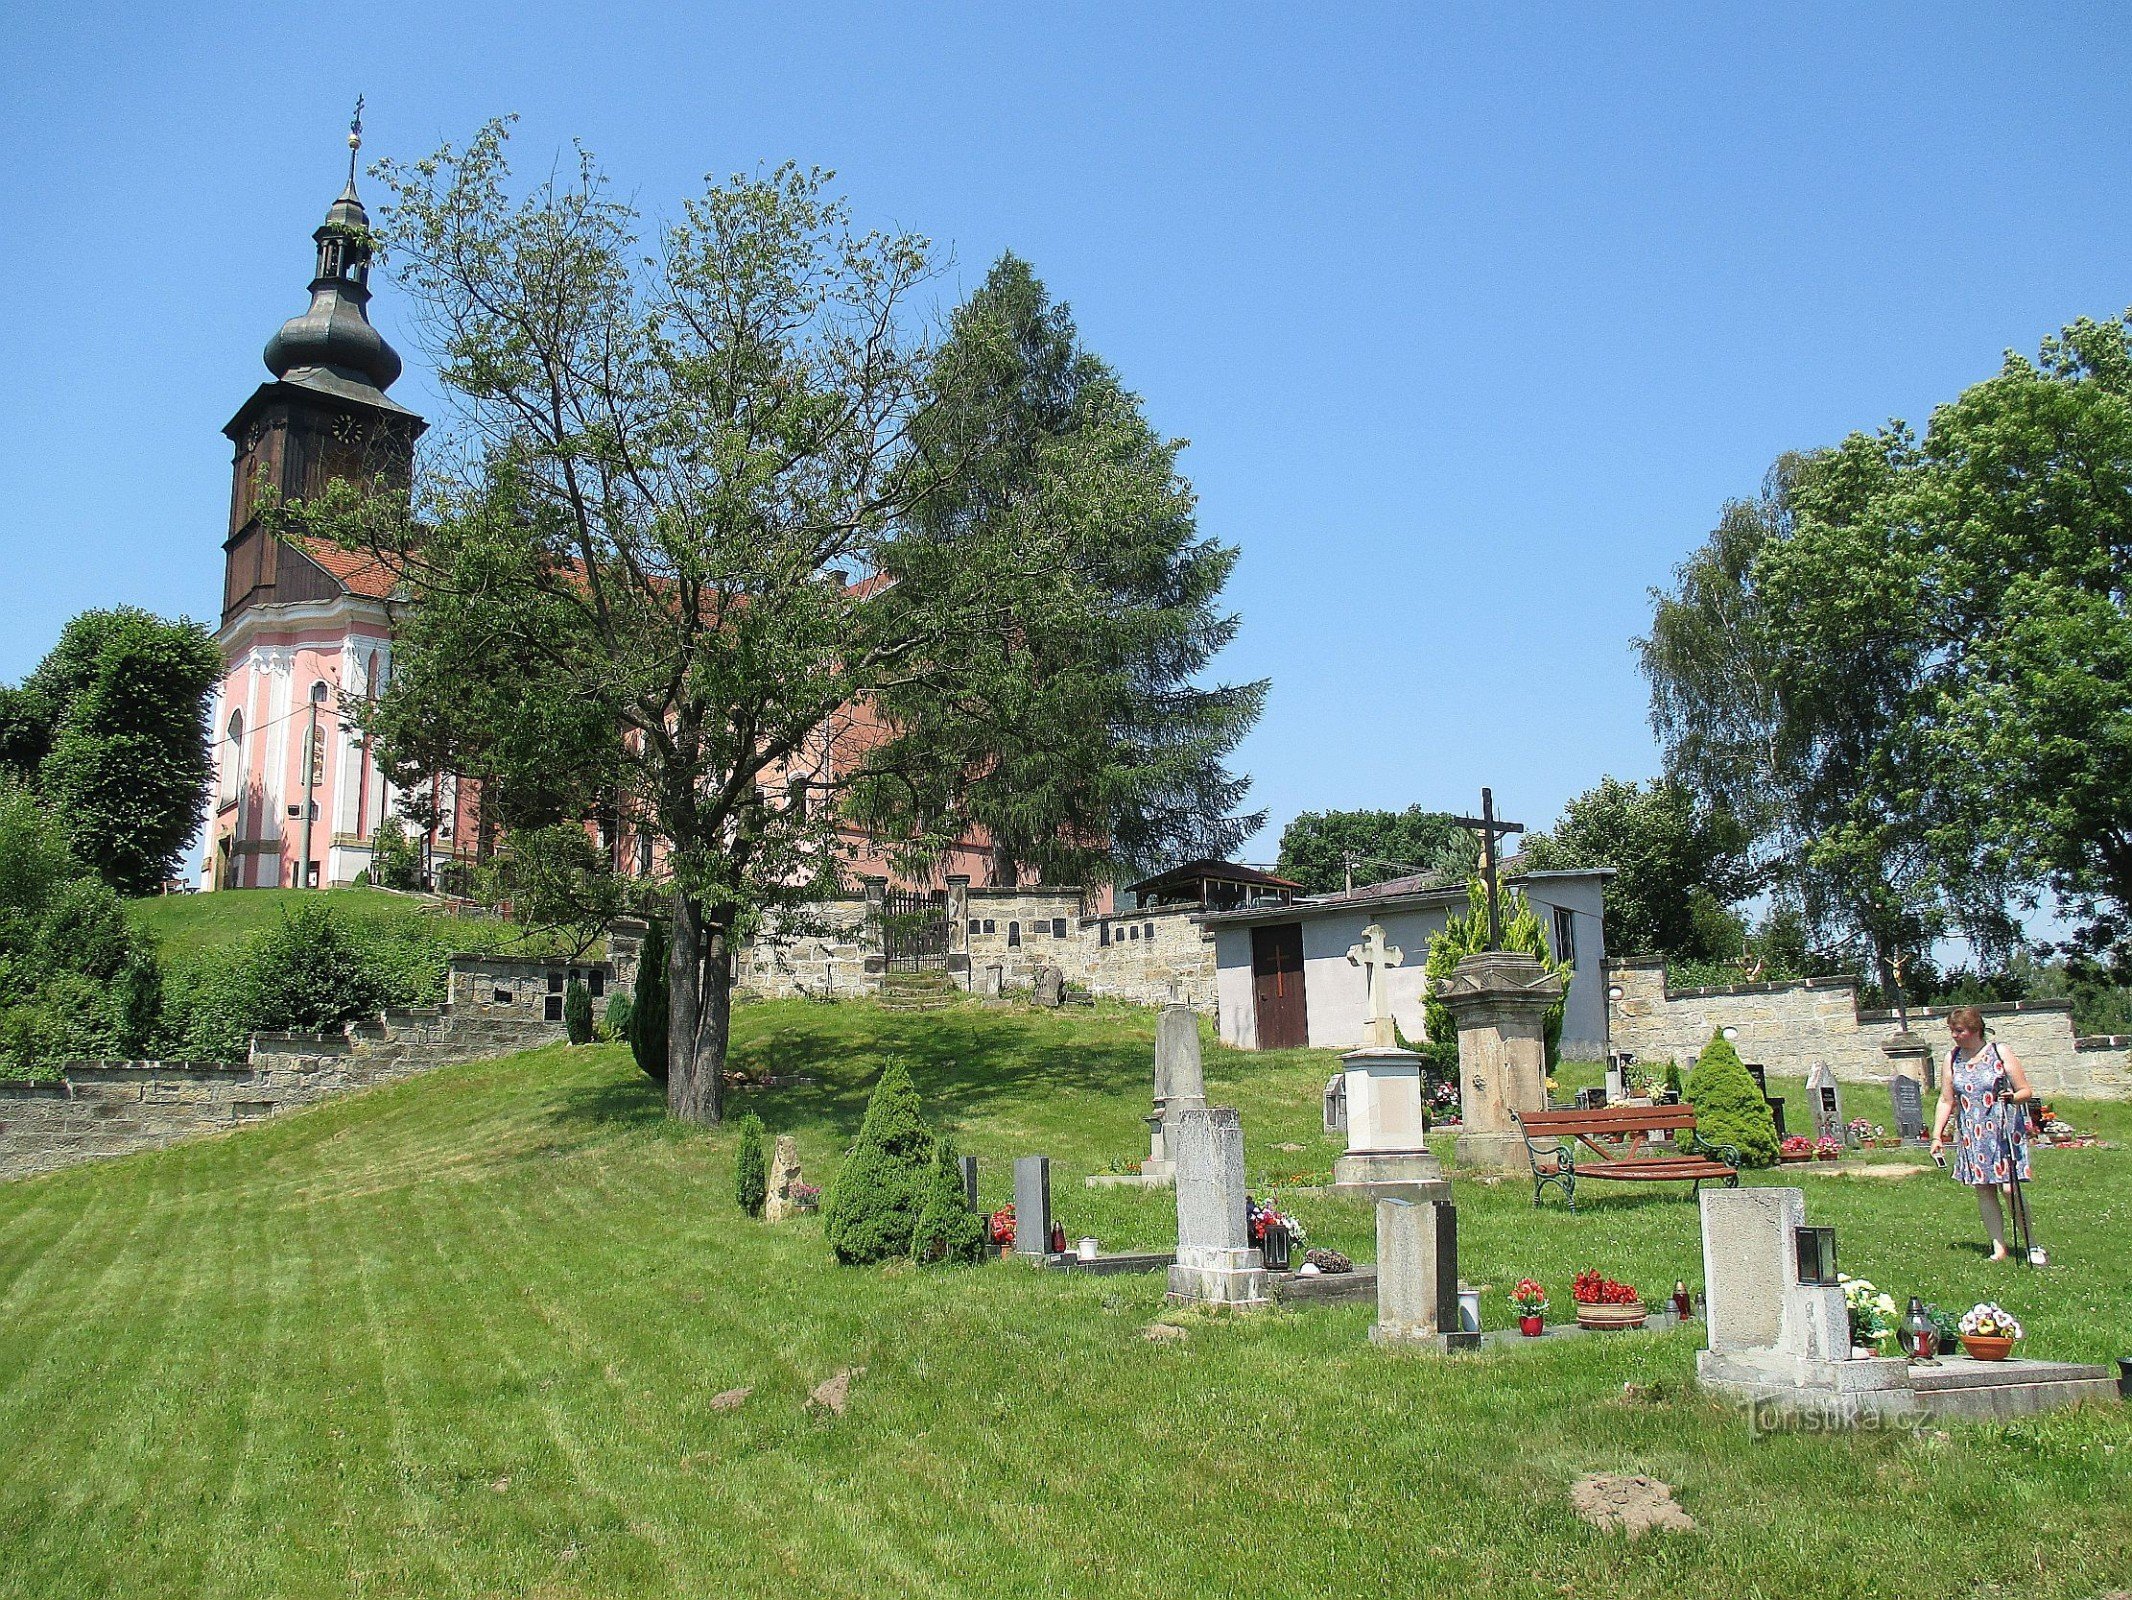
[2,1000,2129,1599]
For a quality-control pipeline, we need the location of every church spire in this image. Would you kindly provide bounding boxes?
[262,100,403,400]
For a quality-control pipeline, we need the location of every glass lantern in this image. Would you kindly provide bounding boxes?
[1898,1296,1940,1363]
[1794,1226,1839,1287]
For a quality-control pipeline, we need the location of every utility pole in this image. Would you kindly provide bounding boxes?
[300,680,327,889]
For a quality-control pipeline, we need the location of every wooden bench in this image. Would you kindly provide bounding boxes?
[1511,1104,1740,1210]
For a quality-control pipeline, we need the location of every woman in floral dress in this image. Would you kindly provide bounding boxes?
[1929,1005,2034,1262]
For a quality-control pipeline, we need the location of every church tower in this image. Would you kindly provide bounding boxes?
[204,108,449,891]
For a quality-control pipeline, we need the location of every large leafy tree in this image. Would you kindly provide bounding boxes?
[1275,806,1475,896]
[849,253,1266,884]
[304,123,1256,1123]
[3,608,220,895]
[1516,776,1752,961]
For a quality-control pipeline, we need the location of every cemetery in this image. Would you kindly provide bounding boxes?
[3,975,2128,1597]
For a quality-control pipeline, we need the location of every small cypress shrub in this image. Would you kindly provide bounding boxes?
[600,992,634,1043]
[563,979,594,1045]
[735,1114,768,1218]
[824,1061,933,1265]
[910,1131,987,1264]
[628,917,670,1084]
[1663,1059,1683,1097]
[1685,1030,1778,1168]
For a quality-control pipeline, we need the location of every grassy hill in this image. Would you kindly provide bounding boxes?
[1,998,2127,1597]
[127,886,569,962]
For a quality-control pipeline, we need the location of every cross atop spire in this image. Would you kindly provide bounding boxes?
[346,95,365,190]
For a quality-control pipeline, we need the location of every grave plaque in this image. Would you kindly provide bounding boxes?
[1745,1063,1769,1099]
[1891,1075,1926,1143]
[958,1154,979,1211]
[1369,1198,1476,1352]
[1013,1155,1053,1256]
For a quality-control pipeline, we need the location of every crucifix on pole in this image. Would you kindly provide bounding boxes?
[1451,787,1525,951]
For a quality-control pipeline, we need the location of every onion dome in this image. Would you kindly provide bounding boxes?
[262,101,404,397]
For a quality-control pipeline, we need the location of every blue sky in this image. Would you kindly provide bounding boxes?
[4,4,2127,855]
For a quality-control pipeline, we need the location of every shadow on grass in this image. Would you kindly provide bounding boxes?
[544,1070,670,1133]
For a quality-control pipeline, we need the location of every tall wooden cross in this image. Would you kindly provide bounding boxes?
[1451,787,1525,951]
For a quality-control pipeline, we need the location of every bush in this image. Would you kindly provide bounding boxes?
[735,1114,767,1218]
[825,1060,933,1265]
[247,903,389,1034]
[1663,1059,1682,1097]
[1685,1030,1778,1168]
[628,917,669,1084]
[910,1131,988,1264]
[599,992,633,1043]
[371,818,423,891]
[563,979,593,1045]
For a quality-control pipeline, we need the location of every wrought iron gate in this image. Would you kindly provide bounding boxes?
[880,888,950,971]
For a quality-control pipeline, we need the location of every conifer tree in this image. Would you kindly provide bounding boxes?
[1684,1029,1779,1168]
[628,917,669,1085]
[824,1061,933,1265]
[910,1130,987,1264]
[563,979,593,1045]
[734,1114,767,1218]
[1422,879,1572,1064]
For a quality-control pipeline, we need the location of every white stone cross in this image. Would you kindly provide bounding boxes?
[1346,921,1404,1042]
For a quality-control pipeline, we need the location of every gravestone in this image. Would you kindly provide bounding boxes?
[764,1135,807,1222]
[1323,1073,1347,1135]
[978,964,1004,999]
[1604,1064,1628,1103]
[1032,966,1064,1008]
[1745,1062,1769,1100]
[1696,1185,1913,1423]
[1369,1197,1475,1351]
[1806,1062,1845,1143]
[1883,1029,1936,1093]
[1329,924,1448,1200]
[958,1154,979,1211]
[1135,1003,1207,1184]
[1165,1107,1268,1307]
[1013,1155,1053,1257]
[1891,1075,1926,1143]
[1439,949,1565,1172]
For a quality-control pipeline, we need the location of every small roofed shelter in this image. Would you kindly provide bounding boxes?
[1125,860,1302,913]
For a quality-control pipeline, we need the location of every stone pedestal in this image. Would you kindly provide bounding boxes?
[1165,1107,1268,1308]
[1439,950,1565,1173]
[1328,1046,1450,1201]
[1369,1197,1476,1351]
[763,1135,806,1221]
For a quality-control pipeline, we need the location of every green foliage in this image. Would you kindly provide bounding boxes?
[824,1061,933,1266]
[627,917,669,1085]
[910,1131,988,1265]
[1663,1059,1683,1097]
[563,980,594,1046]
[853,253,1267,881]
[599,992,634,1043]
[1276,807,1475,897]
[1518,777,1752,960]
[14,608,222,896]
[1685,1030,1779,1169]
[479,823,623,958]
[734,1114,767,1218]
[370,818,423,892]
[1421,879,1571,1065]
[244,904,390,1034]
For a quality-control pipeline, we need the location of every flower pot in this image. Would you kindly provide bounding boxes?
[1961,1335,2015,1362]
[1518,1313,1546,1337]
[1779,1153,1811,1164]
[1575,1300,1648,1331]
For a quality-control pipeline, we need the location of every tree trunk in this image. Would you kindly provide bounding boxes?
[666,891,729,1125]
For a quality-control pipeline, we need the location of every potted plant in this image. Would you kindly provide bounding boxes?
[1958,1303,2023,1361]
[1813,1136,1842,1161]
[1249,1198,1305,1271]
[1778,1134,1814,1163]
[1571,1271,1646,1330]
[989,1204,1015,1259]
[1927,1303,1962,1356]
[1510,1278,1549,1336]
[1839,1275,1899,1355]
[789,1182,821,1214]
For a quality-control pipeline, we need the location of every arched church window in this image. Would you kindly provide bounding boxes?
[221,711,244,805]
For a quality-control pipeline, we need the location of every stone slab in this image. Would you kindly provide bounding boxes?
[1699,1186,1803,1355]
[1373,1197,1461,1346]
[1013,1155,1053,1257]
[1270,1266,1377,1305]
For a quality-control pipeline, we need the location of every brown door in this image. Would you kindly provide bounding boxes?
[1251,923,1308,1050]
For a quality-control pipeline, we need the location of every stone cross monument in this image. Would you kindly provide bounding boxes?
[1346,923,1404,1049]
[1440,949,1564,1173]
[1328,922,1448,1202]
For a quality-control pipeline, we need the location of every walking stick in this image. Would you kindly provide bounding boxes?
[1995,1072,2048,1268]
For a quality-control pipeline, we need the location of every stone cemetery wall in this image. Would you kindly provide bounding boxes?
[0,987,566,1183]
[1607,958,2131,1099]
[448,953,623,1021]
[734,899,878,1001]
[731,886,1220,1012]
